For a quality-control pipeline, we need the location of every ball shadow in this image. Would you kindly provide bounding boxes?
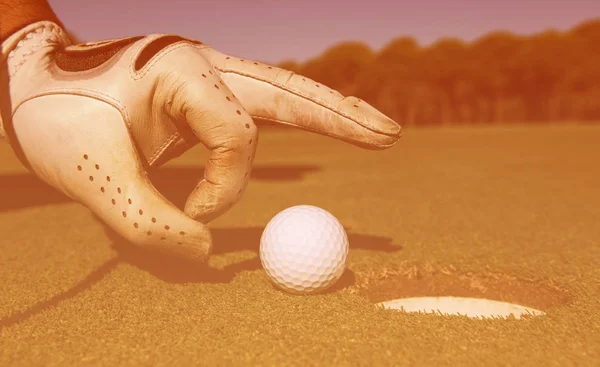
[265,269,357,295]
[106,225,401,286]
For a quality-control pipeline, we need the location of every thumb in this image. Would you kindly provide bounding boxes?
[12,94,212,263]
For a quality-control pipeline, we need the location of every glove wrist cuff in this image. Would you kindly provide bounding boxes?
[1,21,70,78]
[1,21,70,138]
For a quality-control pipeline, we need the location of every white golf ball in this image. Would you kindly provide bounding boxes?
[260,205,349,294]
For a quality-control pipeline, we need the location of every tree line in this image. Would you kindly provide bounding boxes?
[278,18,600,125]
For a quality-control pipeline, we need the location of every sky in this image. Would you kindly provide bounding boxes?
[48,0,599,64]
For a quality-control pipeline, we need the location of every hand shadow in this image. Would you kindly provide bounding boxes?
[147,165,320,209]
[105,223,402,289]
[0,164,321,211]
[104,161,401,289]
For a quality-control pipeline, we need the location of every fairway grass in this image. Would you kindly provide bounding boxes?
[1,124,599,365]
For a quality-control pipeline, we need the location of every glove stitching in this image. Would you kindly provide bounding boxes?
[130,41,200,81]
[214,67,384,133]
[149,132,179,166]
[250,115,394,148]
[14,89,132,131]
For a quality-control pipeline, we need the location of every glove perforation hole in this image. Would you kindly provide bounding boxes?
[139,209,143,215]
[202,73,207,78]
[226,96,231,101]
[134,223,139,228]
[106,176,111,182]
[89,176,94,182]
[83,154,88,160]
[101,187,105,193]
[152,217,156,223]
[111,199,116,205]
[128,198,132,205]
[122,211,127,218]
[117,187,122,194]
[165,225,170,230]
[214,84,219,89]
[245,123,250,129]
[77,165,82,171]
[95,164,100,170]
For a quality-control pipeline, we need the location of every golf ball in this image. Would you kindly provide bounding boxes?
[260,205,349,294]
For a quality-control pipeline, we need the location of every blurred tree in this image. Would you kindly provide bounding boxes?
[356,37,421,125]
[470,31,524,123]
[513,30,568,122]
[301,41,375,96]
[559,19,600,120]
[276,18,600,125]
[420,38,471,124]
[277,60,302,74]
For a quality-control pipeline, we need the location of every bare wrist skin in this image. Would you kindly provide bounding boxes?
[0,0,63,42]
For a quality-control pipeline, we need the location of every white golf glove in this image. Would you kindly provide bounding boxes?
[0,21,400,262]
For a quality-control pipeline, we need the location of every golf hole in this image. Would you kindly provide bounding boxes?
[375,297,544,319]
[351,264,571,319]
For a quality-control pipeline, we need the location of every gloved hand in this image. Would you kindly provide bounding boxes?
[0,21,400,262]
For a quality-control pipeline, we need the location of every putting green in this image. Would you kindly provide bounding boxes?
[1,124,598,365]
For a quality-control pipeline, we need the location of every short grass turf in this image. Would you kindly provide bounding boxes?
[0,124,599,366]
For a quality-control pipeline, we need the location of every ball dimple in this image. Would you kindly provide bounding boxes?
[259,205,348,294]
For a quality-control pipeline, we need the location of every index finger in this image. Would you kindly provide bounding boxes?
[198,47,401,149]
